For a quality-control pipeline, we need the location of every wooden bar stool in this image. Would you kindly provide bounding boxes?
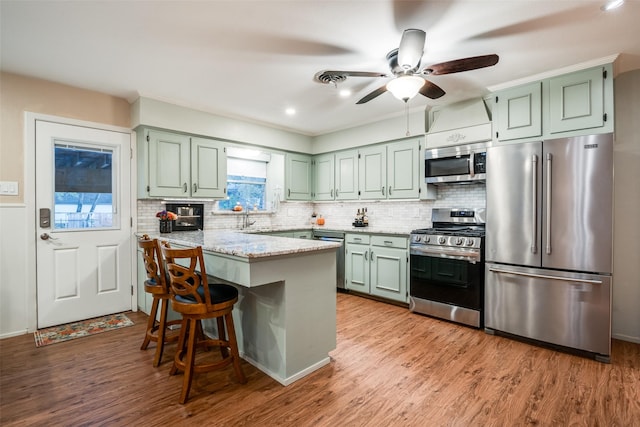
[160,244,246,404]
[138,235,181,367]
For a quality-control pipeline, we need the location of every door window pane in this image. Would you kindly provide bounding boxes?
[53,144,117,230]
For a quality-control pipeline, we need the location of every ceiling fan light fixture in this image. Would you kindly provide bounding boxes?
[387,75,425,102]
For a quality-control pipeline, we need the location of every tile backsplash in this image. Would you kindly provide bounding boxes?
[137,183,486,233]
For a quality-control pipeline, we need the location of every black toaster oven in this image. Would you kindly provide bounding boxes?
[165,203,204,231]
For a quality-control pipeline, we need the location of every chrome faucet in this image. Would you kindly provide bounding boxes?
[242,206,256,229]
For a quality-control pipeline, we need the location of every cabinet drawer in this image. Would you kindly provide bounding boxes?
[371,235,407,249]
[346,233,370,244]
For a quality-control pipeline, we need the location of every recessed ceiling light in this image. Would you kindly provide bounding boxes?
[339,89,351,97]
[601,0,624,11]
[285,108,296,116]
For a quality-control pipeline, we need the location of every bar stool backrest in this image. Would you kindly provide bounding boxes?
[161,245,213,308]
[138,234,168,293]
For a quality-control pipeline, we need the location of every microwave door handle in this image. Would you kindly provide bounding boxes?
[469,151,475,177]
[531,154,538,254]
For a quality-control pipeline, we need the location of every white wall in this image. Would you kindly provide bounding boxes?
[612,69,640,343]
[132,97,313,153]
[311,109,426,154]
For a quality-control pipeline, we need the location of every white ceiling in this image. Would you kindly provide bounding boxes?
[2,0,639,136]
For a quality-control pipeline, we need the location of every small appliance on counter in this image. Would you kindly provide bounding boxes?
[165,203,204,231]
[352,207,369,227]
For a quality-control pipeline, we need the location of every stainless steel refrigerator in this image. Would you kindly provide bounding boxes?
[485,133,613,362]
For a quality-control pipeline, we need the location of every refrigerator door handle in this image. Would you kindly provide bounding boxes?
[488,267,603,285]
[546,153,553,255]
[531,154,538,254]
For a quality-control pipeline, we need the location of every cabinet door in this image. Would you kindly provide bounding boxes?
[286,153,312,200]
[549,67,604,134]
[358,145,386,200]
[335,150,359,200]
[345,243,370,293]
[191,137,227,198]
[370,246,408,303]
[387,139,419,199]
[313,153,335,201]
[495,82,542,141]
[148,129,190,197]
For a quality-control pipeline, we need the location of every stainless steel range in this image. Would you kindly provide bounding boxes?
[409,208,485,328]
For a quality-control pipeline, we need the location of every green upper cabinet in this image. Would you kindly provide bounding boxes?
[190,137,227,198]
[335,150,359,200]
[358,145,387,200]
[140,128,227,199]
[285,153,312,200]
[387,138,420,199]
[492,63,613,142]
[548,67,606,134]
[312,153,335,201]
[495,82,542,141]
[359,138,420,200]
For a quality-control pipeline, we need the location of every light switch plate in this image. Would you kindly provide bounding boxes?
[0,181,19,195]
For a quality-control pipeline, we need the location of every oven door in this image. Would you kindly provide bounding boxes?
[410,254,482,310]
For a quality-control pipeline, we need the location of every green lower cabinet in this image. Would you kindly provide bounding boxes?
[345,240,370,294]
[369,245,408,302]
[345,233,408,303]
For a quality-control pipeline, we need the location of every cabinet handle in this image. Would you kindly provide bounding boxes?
[370,251,374,261]
[193,183,198,193]
[364,250,368,261]
[384,240,393,245]
[183,183,188,193]
[288,188,291,197]
[388,186,392,195]
[382,186,385,195]
[336,189,339,197]
[354,237,362,241]
[330,189,334,198]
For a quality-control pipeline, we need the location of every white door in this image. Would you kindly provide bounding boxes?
[36,120,132,328]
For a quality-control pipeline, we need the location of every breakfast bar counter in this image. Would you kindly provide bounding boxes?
[140,230,340,386]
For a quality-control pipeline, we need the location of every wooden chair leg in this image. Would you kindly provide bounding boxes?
[153,297,169,367]
[141,296,160,350]
[179,318,199,404]
[224,312,246,384]
[216,317,229,358]
[170,318,188,376]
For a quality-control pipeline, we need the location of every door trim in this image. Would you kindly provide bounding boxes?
[24,112,137,333]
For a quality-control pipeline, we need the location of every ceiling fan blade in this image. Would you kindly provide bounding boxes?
[397,29,426,70]
[356,85,388,104]
[419,79,446,99]
[424,54,499,75]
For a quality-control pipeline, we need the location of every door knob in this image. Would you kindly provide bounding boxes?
[40,233,58,240]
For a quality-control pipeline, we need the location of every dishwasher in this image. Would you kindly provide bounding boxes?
[313,230,345,289]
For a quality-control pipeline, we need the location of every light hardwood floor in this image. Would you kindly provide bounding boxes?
[1,292,639,426]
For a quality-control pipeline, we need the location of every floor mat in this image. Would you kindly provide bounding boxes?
[34,313,134,347]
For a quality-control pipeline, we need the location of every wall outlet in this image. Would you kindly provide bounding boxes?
[0,181,19,196]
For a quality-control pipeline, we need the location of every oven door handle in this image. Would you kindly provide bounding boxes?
[410,246,480,263]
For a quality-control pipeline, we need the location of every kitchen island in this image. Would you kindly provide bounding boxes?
[140,230,340,386]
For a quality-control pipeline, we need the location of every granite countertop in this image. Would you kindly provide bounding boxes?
[141,230,341,259]
[246,225,413,236]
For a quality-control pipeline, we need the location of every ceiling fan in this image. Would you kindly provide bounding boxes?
[314,29,499,104]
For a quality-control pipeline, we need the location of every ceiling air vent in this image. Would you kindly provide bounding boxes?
[314,71,348,85]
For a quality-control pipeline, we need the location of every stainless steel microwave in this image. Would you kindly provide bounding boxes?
[425,142,488,184]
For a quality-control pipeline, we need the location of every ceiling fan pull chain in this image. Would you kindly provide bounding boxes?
[405,102,411,136]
